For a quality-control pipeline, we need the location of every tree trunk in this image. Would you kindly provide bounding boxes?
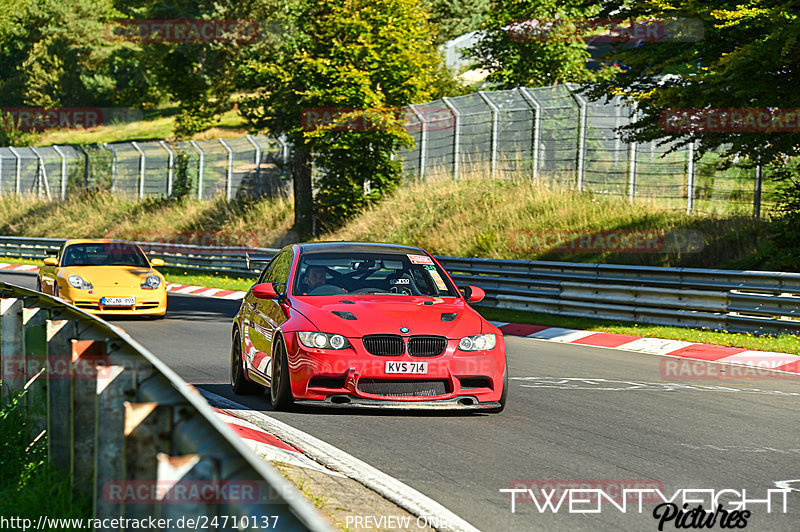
[292,148,313,239]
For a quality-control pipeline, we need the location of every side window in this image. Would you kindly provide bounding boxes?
[265,252,293,292]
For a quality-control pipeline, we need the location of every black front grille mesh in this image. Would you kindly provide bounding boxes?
[408,336,447,357]
[362,335,405,356]
[358,379,450,397]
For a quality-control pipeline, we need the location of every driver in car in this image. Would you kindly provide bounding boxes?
[299,265,327,294]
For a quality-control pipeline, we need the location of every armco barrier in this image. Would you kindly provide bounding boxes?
[437,256,800,335]
[1,236,799,335]
[0,282,331,532]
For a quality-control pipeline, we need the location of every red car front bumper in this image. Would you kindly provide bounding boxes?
[284,333,506,409]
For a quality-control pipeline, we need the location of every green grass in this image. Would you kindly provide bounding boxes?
[0,392,91,523]
[27,108,248,146]
[479,307,800,356]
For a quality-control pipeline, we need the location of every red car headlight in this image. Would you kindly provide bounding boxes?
[298,332,350,350]
[458,334,496,351]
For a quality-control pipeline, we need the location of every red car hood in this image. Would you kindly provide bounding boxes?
[289,295,486,338]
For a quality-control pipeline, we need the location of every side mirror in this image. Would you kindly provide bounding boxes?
[461,285,485,303]
[150,258,165,267]
[252,283,278,300]
[43,257,58,266]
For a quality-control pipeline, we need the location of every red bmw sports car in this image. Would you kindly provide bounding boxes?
[230,242,507,412]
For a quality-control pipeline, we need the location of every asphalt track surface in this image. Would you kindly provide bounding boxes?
[4,270,800,531]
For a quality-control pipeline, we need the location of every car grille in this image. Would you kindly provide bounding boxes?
[408,336,447,357]
[362,335,405,356]
[357,379,450,397]
[362,335,448,357]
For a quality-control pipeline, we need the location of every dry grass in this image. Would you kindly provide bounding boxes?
[325,168,768,268]
[0,191,294,248]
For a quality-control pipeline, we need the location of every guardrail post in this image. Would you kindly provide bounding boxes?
[754,164,762,219]
[570,91,588,191]
[0,297,24,403]
[72,339,105,493]
[131,141,146,199]
[189,140,205,200]
[23,306,49,438]
[478,91,500,179]
[124,401,174,519]
[686,141,696,214]
[160,141,175,197]
[519,87,542,184]
[156,454,216,522]
[408,105,428,179]
[94,364,130,525]
[219,139,234,201]
[8,146,22,195]
[52,145,68,200]
[46,319,76,478]
[441,97,461,180]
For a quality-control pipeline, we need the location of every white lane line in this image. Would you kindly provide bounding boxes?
[200,389,481,532]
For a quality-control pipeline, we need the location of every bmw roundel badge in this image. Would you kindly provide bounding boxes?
[400,327,410,333]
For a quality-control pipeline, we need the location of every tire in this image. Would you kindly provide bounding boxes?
[487,364,508,414]
[230,330,261,395]
[269,337,294,410]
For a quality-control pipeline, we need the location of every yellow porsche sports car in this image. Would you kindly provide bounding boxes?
[37,239,167,317]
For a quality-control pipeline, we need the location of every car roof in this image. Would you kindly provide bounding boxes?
[296,242,426,255]
[64,239,139,246]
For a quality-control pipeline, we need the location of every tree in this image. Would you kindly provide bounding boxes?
[581,1,800,167]
[239,0,442,235]
[426,0,490,44]
[468,0,613,88]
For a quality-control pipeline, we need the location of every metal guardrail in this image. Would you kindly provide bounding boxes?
[0,282,331,531]
[437,256,800,335]
[1,235,799,335]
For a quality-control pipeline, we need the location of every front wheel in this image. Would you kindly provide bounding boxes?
[487,365,508,414]
[231,330,261,395]
[269,338,294,410]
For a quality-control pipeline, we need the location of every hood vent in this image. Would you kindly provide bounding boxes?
[441,313,457,322]
[332,310,357,320]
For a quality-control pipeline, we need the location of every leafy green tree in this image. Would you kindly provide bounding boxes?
[469,0,612,88]
[426,0,490,44]
[582,1,800,166]
[239,0,441,235]
[0,0,123,108]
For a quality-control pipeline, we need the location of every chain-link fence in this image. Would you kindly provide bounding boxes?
[0,134,290,201]
[0,86,780,215]
[399,85,778,216]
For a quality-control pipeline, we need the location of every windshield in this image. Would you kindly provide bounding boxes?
[293,252,458,297]
[61,242,150,267]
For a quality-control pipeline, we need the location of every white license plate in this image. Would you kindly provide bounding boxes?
[385,361,428,374]
[101,297,135,306]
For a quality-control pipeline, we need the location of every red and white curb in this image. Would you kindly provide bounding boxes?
[212,406,344,477]
[202,390,481,532]
[492,322,800,375]
[165,282,246,300]
[0,263,39,272]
